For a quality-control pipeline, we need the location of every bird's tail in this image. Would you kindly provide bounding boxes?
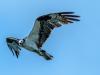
[34,50,53,60]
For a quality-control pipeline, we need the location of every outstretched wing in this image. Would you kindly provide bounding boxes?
[6,38,21,58]
[27,12,80,48]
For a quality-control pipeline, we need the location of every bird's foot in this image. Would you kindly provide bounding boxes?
[38,50,44,56]
[40,50,53,60]
[36,49,53,60]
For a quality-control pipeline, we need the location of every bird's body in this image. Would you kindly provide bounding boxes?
[23,37,37,51]
[6,12,80,60]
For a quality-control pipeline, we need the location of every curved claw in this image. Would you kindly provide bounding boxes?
[41,50,53,60]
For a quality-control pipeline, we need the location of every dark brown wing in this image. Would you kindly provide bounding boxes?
[27,12,80,48]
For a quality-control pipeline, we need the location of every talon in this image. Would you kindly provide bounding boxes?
[38,50,44,56]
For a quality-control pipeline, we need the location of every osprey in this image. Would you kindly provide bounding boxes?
[6,12,80,60]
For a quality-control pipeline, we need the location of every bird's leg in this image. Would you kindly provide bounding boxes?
[39,49,53,60]
[33,49,53,60]
[38,50,44,56]
[33,49,44,56]
[37,49,47,56]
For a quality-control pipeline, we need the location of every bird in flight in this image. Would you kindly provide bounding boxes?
[6,12,80,60]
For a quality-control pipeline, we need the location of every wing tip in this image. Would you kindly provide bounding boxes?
[59,12,74,14]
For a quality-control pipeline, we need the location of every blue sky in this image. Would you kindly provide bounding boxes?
[0,0,100,75]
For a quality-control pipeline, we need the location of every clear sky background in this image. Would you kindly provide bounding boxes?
[0,0,100,75]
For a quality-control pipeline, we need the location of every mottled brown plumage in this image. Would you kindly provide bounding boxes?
[34,12,80,48]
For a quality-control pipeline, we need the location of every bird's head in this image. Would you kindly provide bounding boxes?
[6,37,24,46]
[6,37,24,58]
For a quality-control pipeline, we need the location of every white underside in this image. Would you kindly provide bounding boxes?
[22,38,39,52]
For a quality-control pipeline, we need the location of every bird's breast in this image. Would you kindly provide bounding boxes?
[22,39,38,51]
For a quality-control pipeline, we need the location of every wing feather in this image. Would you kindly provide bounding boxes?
[27,12,80,48]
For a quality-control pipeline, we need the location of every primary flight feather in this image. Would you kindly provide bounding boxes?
[6,12,80,60]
